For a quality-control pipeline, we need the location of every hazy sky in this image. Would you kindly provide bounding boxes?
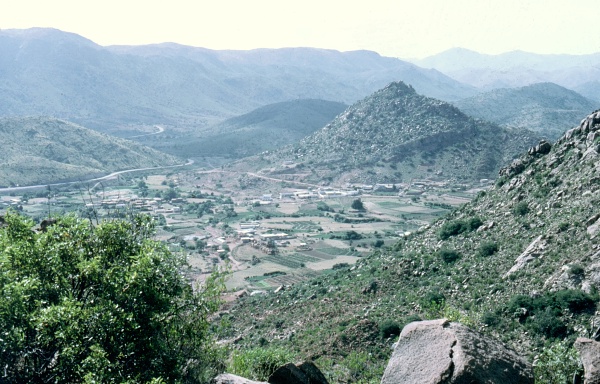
[1,0,599,59]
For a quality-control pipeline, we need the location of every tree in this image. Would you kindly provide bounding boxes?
[0,212,225,383]
[351,198,364,211]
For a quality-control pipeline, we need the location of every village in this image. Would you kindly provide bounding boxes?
[0,172,481,292]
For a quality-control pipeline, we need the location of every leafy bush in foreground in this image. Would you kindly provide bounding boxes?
[0,212,225,383]
[534,340,582,384]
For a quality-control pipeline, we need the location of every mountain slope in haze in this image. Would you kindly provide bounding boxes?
[223,110,600,381]
[0,117,180,187]
[413,48,600,99]
[574,81,600,102]
[0,28,476,136]
[247,82,540,184]
[154,99,347,159]
[455,82,599,139]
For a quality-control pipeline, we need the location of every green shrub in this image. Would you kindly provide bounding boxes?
[527,308,567,338]
[477,241,499,257]
[552,289,596,313]
[506,289,596,338]
[438,217,483,240]
[534,340,583,384]
[513,201,529,216]
[379,320,401,339]
[228,347,294,381]
[423,292,446,306]
[372,239,385,248]
[467,217,483,231]
[567,264,585,276]
[480,311,501,326]
[439,220,466,240]
[438,248,461,263]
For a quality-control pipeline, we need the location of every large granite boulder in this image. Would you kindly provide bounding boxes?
[381,319,533,384]
[212,361,328,384]
[211,373,267,384]
[268,361,329,384]
[574,337,600,384]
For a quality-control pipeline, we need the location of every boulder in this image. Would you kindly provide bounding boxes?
[381,319,533,384]
[574,338,600,384]
[268,361,328,384]
[211,373,267,384]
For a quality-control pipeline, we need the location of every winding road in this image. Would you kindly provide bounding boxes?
[0,159,194,194]
[128,125,165,138]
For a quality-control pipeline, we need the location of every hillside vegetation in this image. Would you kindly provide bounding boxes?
[0,117,180,187]
[246,82,540,184]
[152,99,347,159]
[455,82,598,139]
[223,110,600,381]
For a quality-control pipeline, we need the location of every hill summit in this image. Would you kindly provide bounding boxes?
[255,81,540,184]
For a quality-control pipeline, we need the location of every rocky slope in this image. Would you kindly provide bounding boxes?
[0,117,180,187]
[245,82,540,184]
[455,82,598,139]
[222,110,600,381]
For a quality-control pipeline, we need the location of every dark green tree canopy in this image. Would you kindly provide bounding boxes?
[0,212,224,383]
[351,198,364,211]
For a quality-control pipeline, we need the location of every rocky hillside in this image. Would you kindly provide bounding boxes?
[0,117,180,187]
[152,99,347,159]
[246,82,540,184]
[455,82,598,139]
[222,110,600,381]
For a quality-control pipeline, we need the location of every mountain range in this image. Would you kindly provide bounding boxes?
[0,28,475,136]
[414,48,600,100]
[0,117,179,187]
[240,82,541,184]
[455,82,599,139]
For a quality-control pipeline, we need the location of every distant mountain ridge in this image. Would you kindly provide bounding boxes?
[152,99,348,159]
[239,82,541,184]
[414,48,600,100]
[0,28,476,136]
[0,117,180,187]
[455,82,599,139]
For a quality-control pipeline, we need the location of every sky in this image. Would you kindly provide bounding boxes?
[1,0,599,59]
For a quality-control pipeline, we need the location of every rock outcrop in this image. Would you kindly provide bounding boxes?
[212,361,328,384]
[268,361,329,384]
[574,338,600,384]
[211,373,267,384]
[381,319,533,384]
[504,235,546,278]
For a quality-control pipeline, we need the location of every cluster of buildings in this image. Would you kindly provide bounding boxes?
[234,221,295,254]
